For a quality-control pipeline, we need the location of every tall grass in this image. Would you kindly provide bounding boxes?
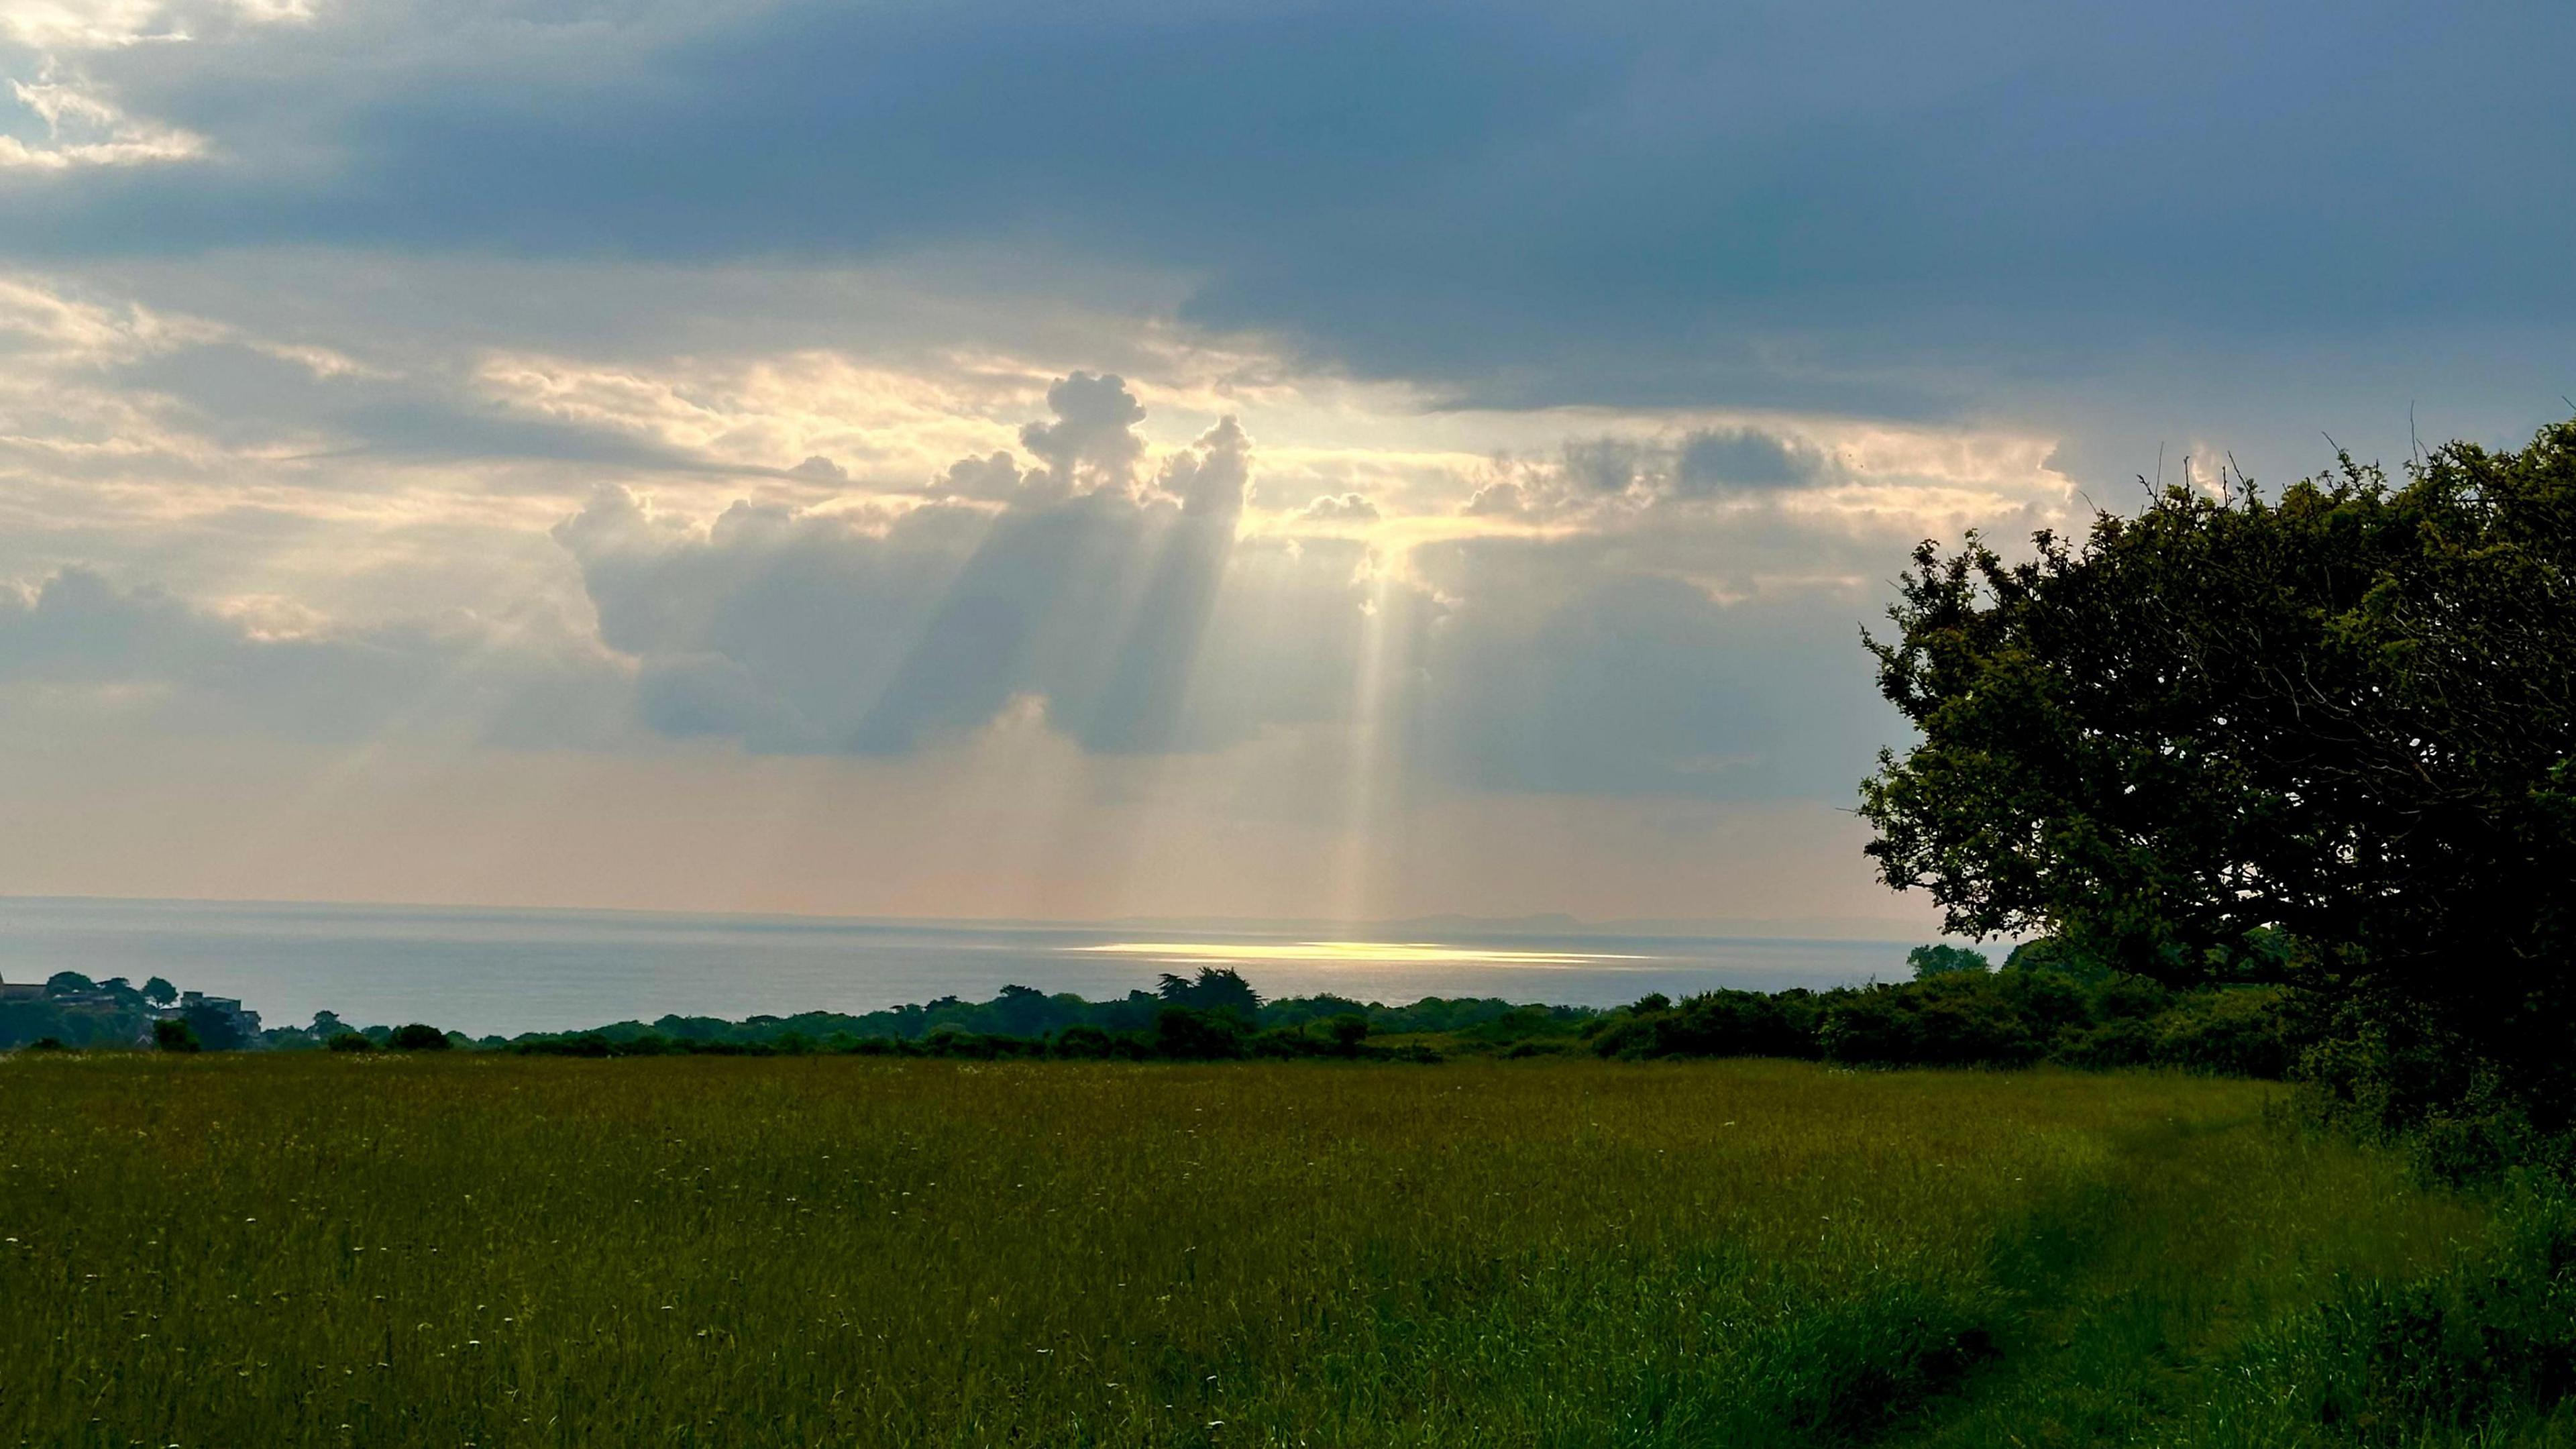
[0,1057,2488,1446]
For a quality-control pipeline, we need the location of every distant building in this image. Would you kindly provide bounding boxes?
[0,977,40,1004]
[165,991,262,1048]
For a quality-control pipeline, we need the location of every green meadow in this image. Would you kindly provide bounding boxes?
[0,1055,2563,1448]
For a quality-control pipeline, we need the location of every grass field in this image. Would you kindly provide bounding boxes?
[0,1056,2551,1446]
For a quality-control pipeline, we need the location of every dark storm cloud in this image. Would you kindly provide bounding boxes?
[11,0,2569,418]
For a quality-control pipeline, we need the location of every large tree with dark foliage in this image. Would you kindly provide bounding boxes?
[1860,420,2576,1110]
[1156,967,1262,1020]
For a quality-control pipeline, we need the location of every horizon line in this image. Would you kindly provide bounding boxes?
[0,891,1944,946]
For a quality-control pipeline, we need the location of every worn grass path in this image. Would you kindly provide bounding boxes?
[1889,1102,2482,1449]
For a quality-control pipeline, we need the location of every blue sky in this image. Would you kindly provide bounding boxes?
[0,0,2567,924]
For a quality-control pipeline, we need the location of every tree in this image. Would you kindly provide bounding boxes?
[1860,419,2576,1110]
[2001,938,2111,987]
[1907,945,1992,980]
[142,977,178,1006]
[390,1023,451,1051]
[154,1019,201,1053]
[1155,968,1262,1021]
[181,1002,245,1051]
[44,972,95,996]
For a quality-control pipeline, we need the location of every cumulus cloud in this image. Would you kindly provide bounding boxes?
[1458,425,1833,520]
[1293,492,1379,524]
[537,382,1920,797]
[1151,415,1248,519]
[1560,437,1648,496]
[930,450,1024,500]
[551,394,1365,759]
[1016,371,1148,495]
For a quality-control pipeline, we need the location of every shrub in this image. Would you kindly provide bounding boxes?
[1593,989,1823,1061]
[153,1019,200,1053]
[1151,1006,1247,1060]
[2150,988,2294,1078]
[1050,1024,1116,1059]
[326,1032,376,1053]
[2054,1016,2157,1069]
[2280,1181,2576,1438]
[390,1023,452,1052]
[1821,978,2041,1068]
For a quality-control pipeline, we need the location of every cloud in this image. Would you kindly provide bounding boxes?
[537,379,1923,797]
[0,564,622,743]
[549,394,1330,758]
[1461,480,1526,517]
[1293,492,1379,524]
[3,0,2561,443]
[1560,437,1647,496]
[1675,427,1819,494]
[1016,371,1148,495]
[931,450,1022,499]
[1456,425,1834,520]
[0,362,1955,821]
[1,79,207,170]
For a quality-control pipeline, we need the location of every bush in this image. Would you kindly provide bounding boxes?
[1151,1006,1246,1060]
[153,1019,200,1053]
[2054,1016,2157,1069]
[2261,1180,2576,1438]
[2149,988,2294,1078]
[1593,989,1824,1061]
[390,1023,451,1052]
[326,1032,376,1053]
[1050,1024,1116,1059]
[1821,977,2042,1068]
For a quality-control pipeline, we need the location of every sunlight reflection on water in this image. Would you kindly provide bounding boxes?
[0,898,1915,1036]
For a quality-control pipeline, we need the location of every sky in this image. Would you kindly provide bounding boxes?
[0,0,2569,929]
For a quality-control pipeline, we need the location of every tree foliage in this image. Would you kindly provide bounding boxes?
[1155,967,1262,1020]
[1907,945,1992,980]
[1860,420,2576,1106]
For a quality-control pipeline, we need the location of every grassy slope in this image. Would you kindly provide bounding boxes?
[0,1057,2497,1446]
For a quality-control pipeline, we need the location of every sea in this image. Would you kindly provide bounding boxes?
[0,897,1917,1037]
